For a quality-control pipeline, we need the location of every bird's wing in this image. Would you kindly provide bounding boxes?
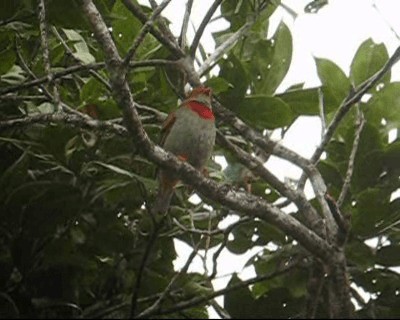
[160,109,177,146]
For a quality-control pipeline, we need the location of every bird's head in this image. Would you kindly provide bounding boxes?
[187,86,213,108]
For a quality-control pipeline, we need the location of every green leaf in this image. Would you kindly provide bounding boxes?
[315,58,350,106]
[384,140,400,170]
[239,95,293,129]
[256,22,292,95]
[0,0,20,20]
[47,0,88,29]
[365,82,400,127]
[352,188,390,236]
[277,88,320,115]
[62,29,95,64]
[90,161,156,190]
[350,38,389,88]
[204,76,231,94]
[0,150,29,197]
[345,241,374,269]
[376,245,400,267]
[218,54,248,108]
[226,220,255,254]
[111,1,150,55]
[0,65,26,85]
[0,47,15,75]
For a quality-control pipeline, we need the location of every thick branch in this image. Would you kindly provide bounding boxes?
[216,131,325,235]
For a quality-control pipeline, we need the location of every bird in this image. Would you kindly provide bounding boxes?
[152,86,216,215]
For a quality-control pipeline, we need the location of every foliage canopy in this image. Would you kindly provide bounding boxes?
[0,0,399,318]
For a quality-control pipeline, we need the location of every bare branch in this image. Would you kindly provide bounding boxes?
[337,108,365,207]
[130,221,165,318]
[209,217,251,280]
[0,112,126,136]
[189,0,223,58]
[136,255,301,318]
[123,0,172,68]
[148,0,177,44]
[179,0,194,49]
[51,26,111,91]
[38,0,61,111]
[318,87,326,139]
[121,0,184,57]
[198,20,252,76]
[136,240,203,318]
[0,59,176,96]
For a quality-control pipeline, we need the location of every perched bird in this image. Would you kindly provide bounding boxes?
[153,86,216,214]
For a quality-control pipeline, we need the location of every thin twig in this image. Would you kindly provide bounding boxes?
[121,0,184,57]
[123,0,172,68]
[209,217,251,280]
[15,36,84,117]
[51,26,111,91]
[135,256,301,318]
[173,217,222,236]
[0,112,127,136]
[198,20,253,76]
[148,0,177,43]
[0,59,176,95]
[179,0,194,49]
[189,0,223,57]
[38,0,61,111]
[337,107,365,207]
[318,87,326,139]
[135,240,203,318]
[130,221,165,318]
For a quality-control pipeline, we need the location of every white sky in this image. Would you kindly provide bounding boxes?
[155,0,400,317]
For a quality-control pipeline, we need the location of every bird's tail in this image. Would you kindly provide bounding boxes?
[152,183,174,215]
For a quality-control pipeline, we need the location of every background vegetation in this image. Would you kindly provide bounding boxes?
[0,0,399,318]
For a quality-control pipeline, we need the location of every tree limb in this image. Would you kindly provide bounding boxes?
[189,0,223,58]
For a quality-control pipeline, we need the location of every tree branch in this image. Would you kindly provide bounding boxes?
[189,0,223,58]
[337,108,365,207]
[51,26,111,91]
[123,0,172,68]
[297,45,400,189]
[38,0,61,111]
[179,0,194,49]
[197,20,252,76]
[0,60,176,96]
[136,240,203,318]
[136,256,301,318]
[121,0,184,58]
[216,131,325,235]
